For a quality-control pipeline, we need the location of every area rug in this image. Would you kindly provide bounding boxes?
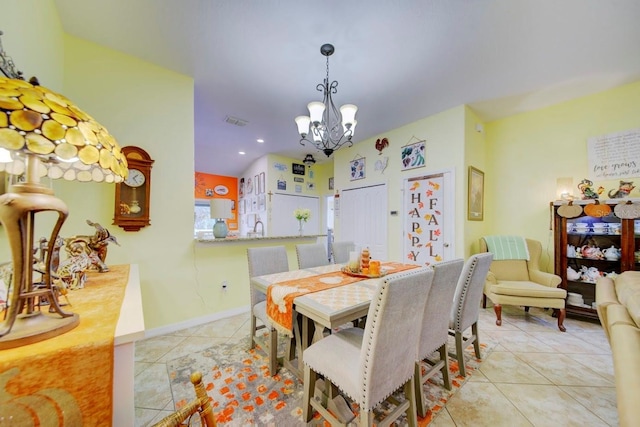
[166,335,495,426]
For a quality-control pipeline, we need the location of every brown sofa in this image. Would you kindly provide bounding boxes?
[595,271,640,427]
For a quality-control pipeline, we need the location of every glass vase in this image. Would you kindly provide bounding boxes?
[298,220,304,236]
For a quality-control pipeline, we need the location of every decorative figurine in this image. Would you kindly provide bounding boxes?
[577,179,604,200]
[64,220,119,272]
[607,180,635,199]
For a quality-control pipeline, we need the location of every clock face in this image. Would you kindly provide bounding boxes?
[124,168,146,188]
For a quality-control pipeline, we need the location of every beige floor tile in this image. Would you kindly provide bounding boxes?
[134,407,164,427]
[479,351,552,384]
[190,314,249,338]
[156,336,229,363]
[496,383,609,426]
[467,368,490,383]
[445,382,533,427]
[484,329,556,353]
[513,352,614,387]
[135,361,154,377]
[526,330,609,354]
[429,408,456,426]
[563,317,605,333]
[572,330,612,353]
[565,353,615,383]
[560,385,618,426]
[134,363,173,410]
[135,335,188,362]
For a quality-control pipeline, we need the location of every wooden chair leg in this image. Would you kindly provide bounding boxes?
[414,362,427,418]
[482,293,487,308]
[439,343,451,391]
[494,304,502,326]
[557,308,567,332]
[472,322,481,359]
[302,365,317,422]
[249,314,257,349]
[524,306,530,312]
[404,376,418,427]
[268,328,278,376]
[455,331,466,377]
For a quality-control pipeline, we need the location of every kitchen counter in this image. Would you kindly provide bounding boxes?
[196,234,326,243]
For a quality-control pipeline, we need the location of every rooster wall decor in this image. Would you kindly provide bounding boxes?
[375,137,389,155]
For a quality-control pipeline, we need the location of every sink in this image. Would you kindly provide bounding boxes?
[246,232,263,238]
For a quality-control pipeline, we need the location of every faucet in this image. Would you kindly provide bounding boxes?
[253,220,264,237]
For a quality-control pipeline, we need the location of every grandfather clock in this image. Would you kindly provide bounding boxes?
[113,146,154,231]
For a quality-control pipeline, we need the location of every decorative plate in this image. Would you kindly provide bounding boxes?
[341,266,387,279]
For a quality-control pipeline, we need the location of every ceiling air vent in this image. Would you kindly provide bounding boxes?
[224,116,248,127]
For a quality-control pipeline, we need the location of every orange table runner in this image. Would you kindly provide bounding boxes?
[0,265,129,426]
[267,262,418,335]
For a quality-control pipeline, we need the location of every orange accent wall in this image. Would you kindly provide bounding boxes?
[195,172,239,230]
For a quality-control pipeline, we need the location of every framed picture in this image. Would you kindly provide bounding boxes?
[307,182,315,190]
[259,172,265,194]
[350,157,366,181]
[277,179,286,190]
[254,174,259,195]
[239,177,244,198]
[401,140,425,171]
[468,166,484,221]
[239,199,245,214]
[258,194,266,211]
[328,177,334,190]
[295,184,302,193]
[292,163,305,175]
[294,177,304,183]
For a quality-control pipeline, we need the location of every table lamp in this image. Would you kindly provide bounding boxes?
[0,31,128,349]
[210,199,233,238]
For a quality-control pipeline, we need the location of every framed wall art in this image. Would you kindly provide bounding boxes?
[328,177,334,190]
[468,166,484,221]
[350,157,366,181]
[259,172,265,195]
[254,174,259,195]
[401,139,425,171]
[277,179,286,190]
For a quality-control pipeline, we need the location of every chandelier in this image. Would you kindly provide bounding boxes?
[295,43,357,157]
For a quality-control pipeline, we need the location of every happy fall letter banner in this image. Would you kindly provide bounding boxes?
[404,173,444,267]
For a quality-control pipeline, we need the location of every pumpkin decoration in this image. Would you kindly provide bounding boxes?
[614,201,640,219]
[584,200,612,218]
[557,201,583,218]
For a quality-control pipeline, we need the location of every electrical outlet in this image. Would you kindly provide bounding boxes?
[221,280,229,291]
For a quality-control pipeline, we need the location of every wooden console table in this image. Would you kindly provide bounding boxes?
[0,264,144,426]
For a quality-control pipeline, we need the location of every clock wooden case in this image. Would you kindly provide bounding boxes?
[114,146,154,232]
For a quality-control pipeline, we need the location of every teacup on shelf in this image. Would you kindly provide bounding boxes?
[593,223,608,233]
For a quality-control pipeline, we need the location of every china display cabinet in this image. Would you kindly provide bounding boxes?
[552,200,640,320]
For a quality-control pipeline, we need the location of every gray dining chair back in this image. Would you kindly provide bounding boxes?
[302,268,434,426]
[449,252,493,376]
[247,245,289,375]
[414,258,464,417]
[296,242,329,269]
[330,240,355,264]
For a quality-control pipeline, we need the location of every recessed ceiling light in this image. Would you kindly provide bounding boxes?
[239,151,246,155]
[257,139,264,143]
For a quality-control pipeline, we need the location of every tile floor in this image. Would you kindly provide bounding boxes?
[134,305,618,426]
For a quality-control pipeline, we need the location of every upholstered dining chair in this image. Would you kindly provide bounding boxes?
[295,242,330,269]
[152,371,216,427]
[330,240,355,264]
[302,268,434,427]
[480,236,567,332]
[247,246,289,375]
[448,253,493,377]
[414,258,464,417]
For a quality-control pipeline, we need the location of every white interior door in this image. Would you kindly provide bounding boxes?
[340,183,387,260]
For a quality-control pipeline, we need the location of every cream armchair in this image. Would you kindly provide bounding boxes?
[480,237,567,332]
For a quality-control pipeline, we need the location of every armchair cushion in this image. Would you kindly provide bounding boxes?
[490,280,566,299]
[488,260,530,281]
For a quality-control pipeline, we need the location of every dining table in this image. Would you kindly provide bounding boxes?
[249,261,419,377]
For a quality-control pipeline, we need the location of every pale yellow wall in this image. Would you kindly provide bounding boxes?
[333,106,467,261]
[484,80,640,270]
[464,106,489,255]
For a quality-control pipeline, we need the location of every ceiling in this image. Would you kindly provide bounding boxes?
[53,0,640,177]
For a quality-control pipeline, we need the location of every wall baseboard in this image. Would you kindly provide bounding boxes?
[143,305,251,339]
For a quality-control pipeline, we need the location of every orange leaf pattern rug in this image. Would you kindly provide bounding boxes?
[167,334,496,426]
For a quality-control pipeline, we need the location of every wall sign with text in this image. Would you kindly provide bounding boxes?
[588,128,640,180]
[292,163,306,175]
